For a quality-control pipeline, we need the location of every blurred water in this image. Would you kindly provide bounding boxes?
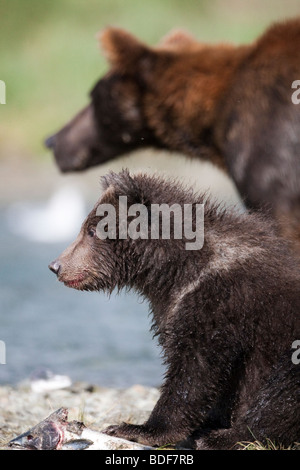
[6,186,86,243]
[0,195,164,388]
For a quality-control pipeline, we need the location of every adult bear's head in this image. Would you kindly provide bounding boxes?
[45,28,224,172]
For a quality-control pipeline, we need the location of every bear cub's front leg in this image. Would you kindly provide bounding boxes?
[103,374,202,446]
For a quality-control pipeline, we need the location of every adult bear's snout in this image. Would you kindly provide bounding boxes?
[44,134,56,149]
[48,260,61,276]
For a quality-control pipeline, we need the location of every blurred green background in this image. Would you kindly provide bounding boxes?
[1,0,299,162]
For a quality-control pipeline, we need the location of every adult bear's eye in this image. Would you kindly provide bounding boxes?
[88,228,96,238]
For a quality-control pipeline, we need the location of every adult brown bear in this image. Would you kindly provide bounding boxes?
[49,170,300,450]
[45,19,300,254]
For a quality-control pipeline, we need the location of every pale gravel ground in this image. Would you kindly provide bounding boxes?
[0,381,160,449]
[1,382,299,451]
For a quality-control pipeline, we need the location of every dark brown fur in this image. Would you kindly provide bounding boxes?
[49,170,300,450]
[45,19,300,255]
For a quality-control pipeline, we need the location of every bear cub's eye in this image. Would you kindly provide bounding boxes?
[88,228,96,238]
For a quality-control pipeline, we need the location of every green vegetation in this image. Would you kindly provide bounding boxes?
[1,0,299,157]
[238,439,300,451]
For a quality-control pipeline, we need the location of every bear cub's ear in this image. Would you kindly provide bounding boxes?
[100,170,150,207]
[98,27,153,74]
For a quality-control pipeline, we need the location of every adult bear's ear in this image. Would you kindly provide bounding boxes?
[97,27,156,80]
[158,29,199,51]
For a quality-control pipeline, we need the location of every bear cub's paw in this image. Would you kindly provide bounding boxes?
[104,423,171,447]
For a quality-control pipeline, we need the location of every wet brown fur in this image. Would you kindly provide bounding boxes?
[49,170,300,450]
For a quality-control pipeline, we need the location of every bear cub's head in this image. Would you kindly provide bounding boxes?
[48,169,208,294]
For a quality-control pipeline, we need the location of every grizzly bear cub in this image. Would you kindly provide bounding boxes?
[49,170,299,449]
[45,18,300,254]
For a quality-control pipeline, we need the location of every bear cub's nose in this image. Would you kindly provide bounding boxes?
[48,260,61,276]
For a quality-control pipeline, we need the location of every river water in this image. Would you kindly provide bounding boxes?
[0,188,164,388]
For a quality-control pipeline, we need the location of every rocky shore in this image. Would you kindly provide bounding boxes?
[1,380,299,450]
[0,380,160,449]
